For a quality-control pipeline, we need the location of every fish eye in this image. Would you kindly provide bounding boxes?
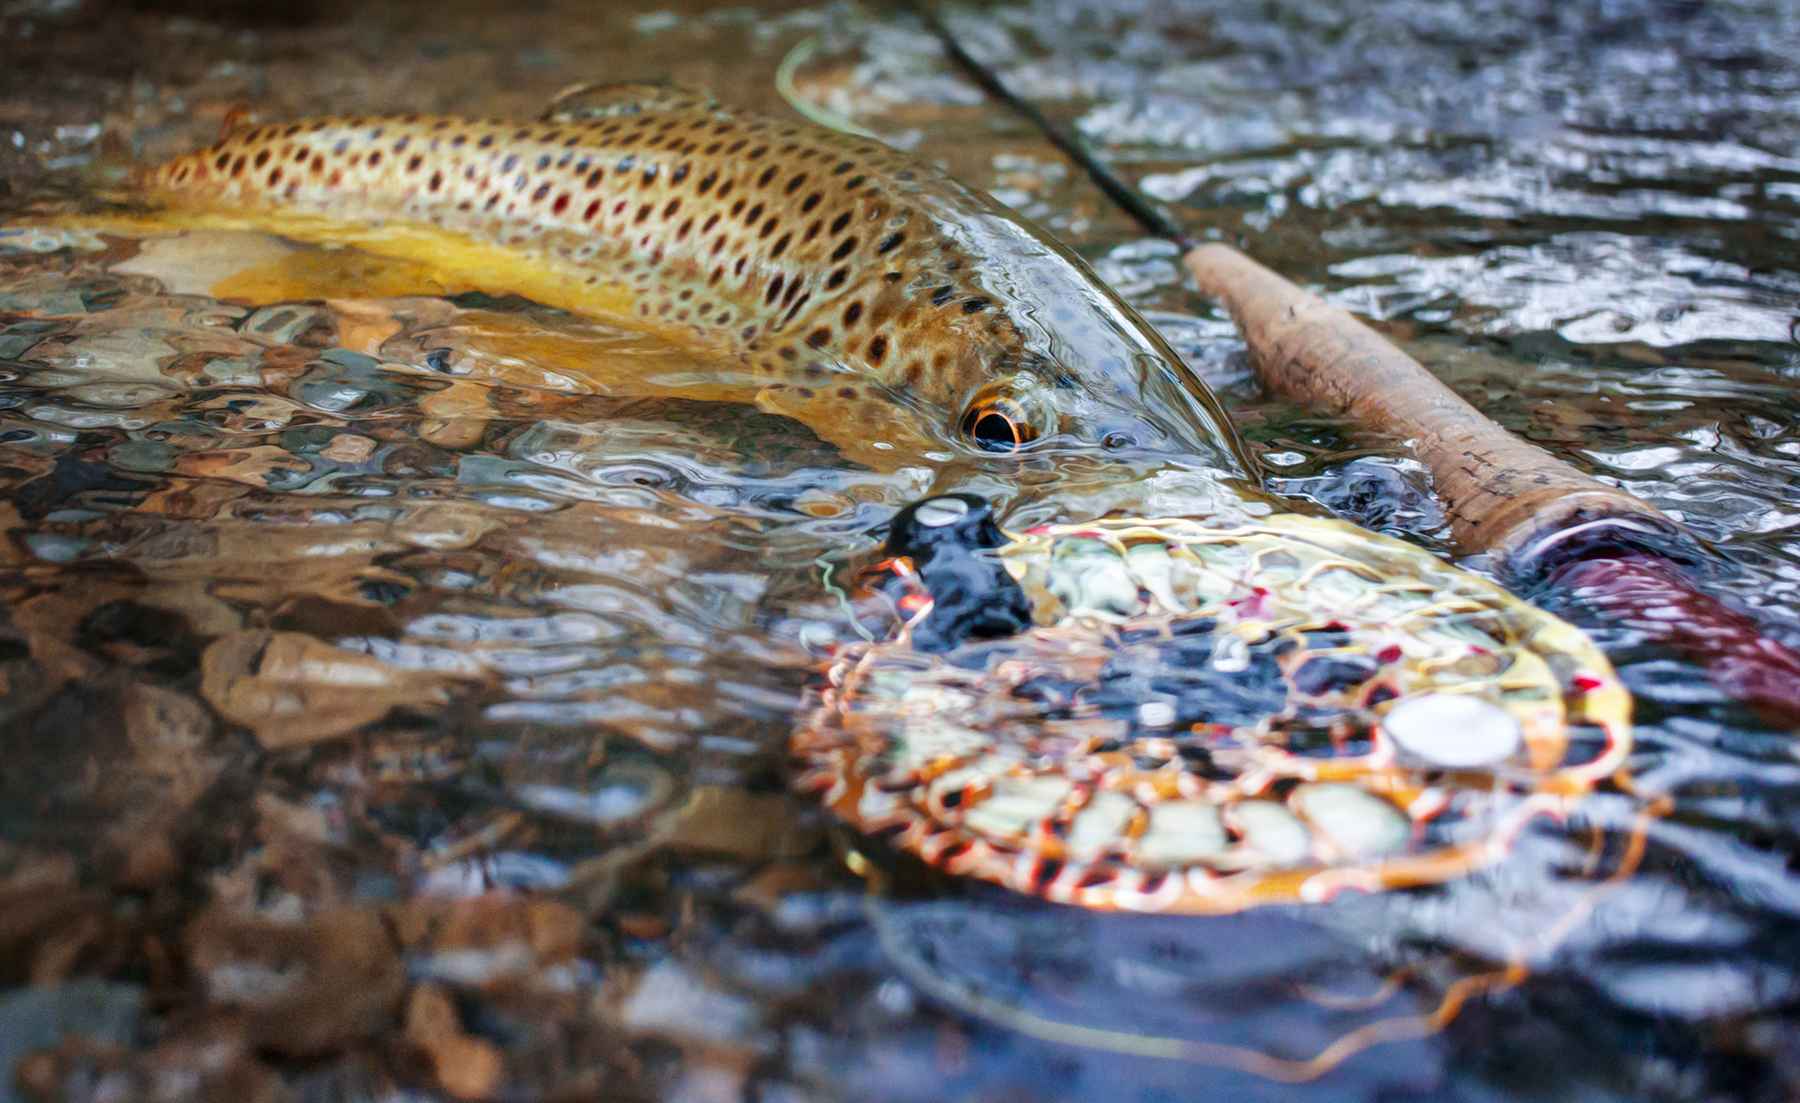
[960,399,1036,453]
[1101,430,1136,451]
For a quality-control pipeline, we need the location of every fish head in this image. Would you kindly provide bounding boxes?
[895,204,1252,475]
[944,314,1251,478]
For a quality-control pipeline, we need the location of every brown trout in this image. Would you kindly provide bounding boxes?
[136,83,1250,477]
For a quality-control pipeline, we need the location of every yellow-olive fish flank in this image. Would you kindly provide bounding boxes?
[140,83,1247,471]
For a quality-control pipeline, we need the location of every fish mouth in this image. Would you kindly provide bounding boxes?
[1133,357,1259,479]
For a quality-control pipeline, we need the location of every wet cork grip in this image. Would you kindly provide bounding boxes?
[1183,243,1670,569]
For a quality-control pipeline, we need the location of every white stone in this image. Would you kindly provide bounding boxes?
[1291,784,1409,858]
[913,497,969,528]
[1230,801,1312,865]
[962,774,1073,840]
[1134,801,1227,867]
[1065,790,1137,860]
[1381,693,1523,767]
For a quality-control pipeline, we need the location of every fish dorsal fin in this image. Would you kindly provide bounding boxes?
[539,81,719,123]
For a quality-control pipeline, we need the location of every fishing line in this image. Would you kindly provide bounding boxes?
[780,3,1192,247]
[896,0,1196,248]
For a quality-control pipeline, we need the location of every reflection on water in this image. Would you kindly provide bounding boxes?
[0,0,1797,1100]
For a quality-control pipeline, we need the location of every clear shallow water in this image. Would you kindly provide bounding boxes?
[0,0,1797,1100]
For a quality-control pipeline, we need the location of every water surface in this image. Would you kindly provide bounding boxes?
[0,1,1796,1100]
